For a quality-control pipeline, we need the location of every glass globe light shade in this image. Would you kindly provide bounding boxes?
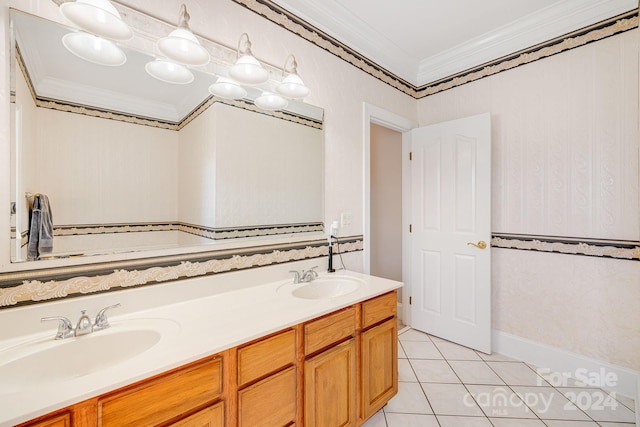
[60,0,133,41]
[229,54,269,85]
[254,92,288,111]
[62,32,126,66]
[157,27,210,66]
[276,72,310,99]
[145,59,194,84]
[208,77,247,100]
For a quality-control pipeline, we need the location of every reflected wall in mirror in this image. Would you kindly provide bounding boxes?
[9,9,324,263]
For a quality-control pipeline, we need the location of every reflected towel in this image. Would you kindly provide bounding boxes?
[27,194,54,260]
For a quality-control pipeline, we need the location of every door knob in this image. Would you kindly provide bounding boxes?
[467,240,487,249]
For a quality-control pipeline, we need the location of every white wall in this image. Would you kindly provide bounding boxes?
[178,105,218,227]
[35,109,179,225]
[213,103,323,228]
[417,30,640,371]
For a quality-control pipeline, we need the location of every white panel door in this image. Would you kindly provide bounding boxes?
[411,113,491,354]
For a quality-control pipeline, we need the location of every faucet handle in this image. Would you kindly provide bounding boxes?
[94,303,121,330]
[304,266,319,277]
[41,316,74,340]
[289,270,302,284]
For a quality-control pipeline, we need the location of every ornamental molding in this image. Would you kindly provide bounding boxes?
[491,235,640,260]
[0,238,363,308]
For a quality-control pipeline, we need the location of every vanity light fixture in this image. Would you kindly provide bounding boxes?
[254,91,288,111]
[229,33,269,85]
[145,58,194,84]
[59,0,133,41]
[62,32,127,66]
[276,54,310,99]
[208,77,247,100]
[156,4,210,67]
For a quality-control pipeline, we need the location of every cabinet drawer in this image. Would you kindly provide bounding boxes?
[169,402,224,427]
[362,292,397,329]
[238,366,296,427]
[98,356,222,427]
[304,306,356,355]
[238,329,295,386]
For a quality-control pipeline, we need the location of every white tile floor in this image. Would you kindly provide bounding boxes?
[363,328,637,427]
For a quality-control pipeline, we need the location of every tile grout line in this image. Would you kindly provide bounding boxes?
[392,329,636,427]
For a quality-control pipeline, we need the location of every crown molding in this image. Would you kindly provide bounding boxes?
[269,0,419,84]
[417,0,638,85]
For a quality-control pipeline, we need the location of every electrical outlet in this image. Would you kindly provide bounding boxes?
[340,212,352,227]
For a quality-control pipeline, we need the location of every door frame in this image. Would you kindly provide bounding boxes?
[363,103,416,325]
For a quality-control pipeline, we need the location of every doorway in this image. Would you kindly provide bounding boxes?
[363,103,415,325]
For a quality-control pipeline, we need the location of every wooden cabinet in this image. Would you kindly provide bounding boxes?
[360,318,398,419]
[98,355,222,427]
[303,307,356,355]
[303,306,357,427]
[238,366,296,426]
[168,403,224,427]
[20,290,398,427]
[19,412,71,427]
[304,339,357,427]
[360,292,398,421]
[236,329,297,427]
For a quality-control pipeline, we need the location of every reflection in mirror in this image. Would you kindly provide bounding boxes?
[9,9,324,263]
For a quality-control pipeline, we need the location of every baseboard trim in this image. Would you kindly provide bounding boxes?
[492,329,639,401]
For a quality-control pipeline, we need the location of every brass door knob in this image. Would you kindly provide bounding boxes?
[467,240,487,249]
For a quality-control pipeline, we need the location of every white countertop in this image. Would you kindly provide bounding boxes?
[0,270,402,426]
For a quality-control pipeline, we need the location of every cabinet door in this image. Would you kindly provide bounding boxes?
[361,318,398,419]
[169,402,224,427]
[304,338,357,427]
[238,366,296,427]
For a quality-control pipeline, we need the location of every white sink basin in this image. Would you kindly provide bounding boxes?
[0,318,179,395]
[281,275,363,299]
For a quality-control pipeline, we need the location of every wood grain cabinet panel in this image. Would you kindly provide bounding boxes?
[361,292,397,329]
[238,366,297,427]
[360,317,398,419]
[304,306,356,355]
[168,403,224,427]
[304,339,357,427]
[237,329,295,386]
[98,356,222,427]
[19,412,71,427]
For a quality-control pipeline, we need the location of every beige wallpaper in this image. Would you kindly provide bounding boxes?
[418,30,640,370]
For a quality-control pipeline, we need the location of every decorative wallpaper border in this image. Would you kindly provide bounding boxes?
[233,0,638,98]
[14,222,325,251]
[51,222,324,240]
[0,236,364,308]
[491,233,640,261]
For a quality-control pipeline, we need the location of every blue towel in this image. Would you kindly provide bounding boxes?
[27,194,54,260]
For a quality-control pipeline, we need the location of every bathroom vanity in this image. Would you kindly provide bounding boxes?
[0,270,401,427]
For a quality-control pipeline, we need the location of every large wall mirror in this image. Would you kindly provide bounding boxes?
[9,8,325,265]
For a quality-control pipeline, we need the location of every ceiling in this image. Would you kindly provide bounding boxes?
[270,0,638,86]
[12,1,638,122]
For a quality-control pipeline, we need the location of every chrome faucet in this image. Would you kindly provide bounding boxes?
[75,310,93,336]
[289,266,319,284]
[41,303,121,339]
[301,266,319,282]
